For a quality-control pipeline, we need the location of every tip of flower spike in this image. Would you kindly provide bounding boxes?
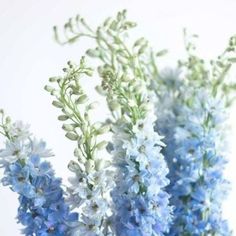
[67,61,74,68]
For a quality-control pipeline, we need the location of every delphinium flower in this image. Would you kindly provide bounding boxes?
[109,103,172,236]
[45,58,115,236]
[0,109,78,235]
[154,33,236,235]
[53,10,173,235]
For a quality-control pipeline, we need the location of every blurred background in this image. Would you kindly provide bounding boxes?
[0,0,235,234]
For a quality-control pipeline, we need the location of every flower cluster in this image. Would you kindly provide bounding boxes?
[67,11,173,235]
[97,65,172,235]
[158,85,232,235]
[68,11,173,235]
[52,11,236,236]
[45,59,115,236]
[1,10,236,236]
[111,110,172,236]
[0,111,78,236]
[154,33,236,235]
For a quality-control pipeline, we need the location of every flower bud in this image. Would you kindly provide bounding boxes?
[51,90,58,96]
[62,124,74,132]
[109,101,120,111]
[44,85,54,93]
[76,94,88,104]
[95,159,103,171]
[156,49,168,57]
[103,17,112,27]
[96,141,108,150]
[67,61,74,68]
[63,68,69,72]
[97,124,110,135]
[78,155,87,164]
[125,21,137,28]
[74,148,86,164]
[85,159,95,172]
[52,100,63,108]
[138,44,148,55]
[228,58,236,63]
[83,113,89,122]
[95,159,110,170]
[85,69,93,77]
[74,148,80,157]
[134,37,146,47]
[58,115,69,121]
[110,20,118,31]
[86,49,100,58]
[6,116,11,123]
[68,160,81,172]
[117,55,128,65]
[49,77,58,82]
[65,132,78,141]
[95,85,106,95]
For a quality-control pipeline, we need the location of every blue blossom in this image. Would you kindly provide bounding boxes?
[0,121,78,236]
[2,162,34,198]
[111,111,173,236]
[156,68,232,236]
[28,155,52,177]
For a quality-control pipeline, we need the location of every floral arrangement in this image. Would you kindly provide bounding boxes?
[1,10,236,236]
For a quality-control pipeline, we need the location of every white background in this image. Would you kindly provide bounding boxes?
[0,0,236,235]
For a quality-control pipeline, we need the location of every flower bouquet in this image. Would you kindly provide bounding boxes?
[0,10,236,236]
